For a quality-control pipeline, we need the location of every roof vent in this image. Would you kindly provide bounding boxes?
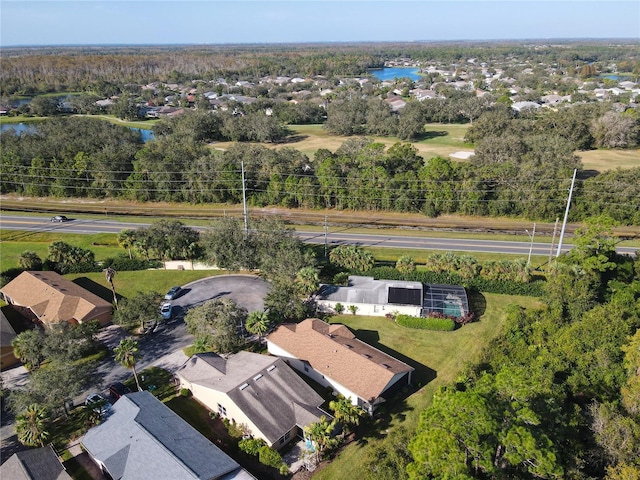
[362,354,372,359]
[267,365,276,372]
[381,363,391,369]
[344,344,353,349]
[240,383,249,390]
[253,374,263,381]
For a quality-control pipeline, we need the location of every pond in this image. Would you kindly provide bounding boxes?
[370,67,421,82]
[0,122,155,142]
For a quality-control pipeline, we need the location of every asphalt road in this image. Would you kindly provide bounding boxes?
[3,214,637,257]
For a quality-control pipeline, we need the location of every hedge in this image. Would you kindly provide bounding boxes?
[396,314,456,331]
[363,267,546,297]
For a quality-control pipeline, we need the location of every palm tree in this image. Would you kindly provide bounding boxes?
[117,229,137,260]
[295,266,320,298]
[114,338,142,391]
[18,251,43,270]
[15,404,49,447]
[304,416,336,465]
[329,396,365,432]
[245,310,271,344]
[103,266,118,308]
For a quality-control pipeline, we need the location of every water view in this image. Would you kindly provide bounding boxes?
[0,122,155,142]
[370,67,421,81]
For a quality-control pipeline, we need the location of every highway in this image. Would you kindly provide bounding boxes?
[1,214,638,257]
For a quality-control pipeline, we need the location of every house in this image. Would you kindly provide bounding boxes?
[176,351,328,450]
[267,318,414,414]
[82,391,254,480]
[0,271,112,327]
[0,308,19,369]
[0,445,72,480]
[316,275,469,319]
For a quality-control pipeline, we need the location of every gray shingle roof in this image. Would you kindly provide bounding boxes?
[177,352,326,445]
[82,391,250,480]
[0,446,71,480]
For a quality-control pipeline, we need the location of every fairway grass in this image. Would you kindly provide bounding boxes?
[314,293,542,480]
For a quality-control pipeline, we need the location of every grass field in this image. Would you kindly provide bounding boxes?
[211,123,639,173]
[314,293,543,479]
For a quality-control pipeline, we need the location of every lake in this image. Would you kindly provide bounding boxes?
[0,122,155,141]
[370,67,421,81]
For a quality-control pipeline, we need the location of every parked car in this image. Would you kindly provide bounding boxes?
[109,382,131,400]
[50,215,69,223]
[160,302,172,320]
[85,393,111,416]
[164,286,182,300]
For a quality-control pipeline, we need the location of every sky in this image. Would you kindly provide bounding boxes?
[1,0,639,47]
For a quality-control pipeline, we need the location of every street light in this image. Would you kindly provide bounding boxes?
[525,223,536,265]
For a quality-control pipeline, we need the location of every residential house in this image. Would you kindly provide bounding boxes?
[267,318,414,414]
[0,308,19,369]
[176,351,328,450]
[0,271,112,327]
[82,391,254,480]
[0,445,72,480]
[315,275,469,319]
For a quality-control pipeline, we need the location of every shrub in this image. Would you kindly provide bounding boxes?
[179,388,191,397]
[239,437,267,456]
[333,272,349,286]
[334,302,344,314]
[258,445,285,469]
[396,314,456,331]
[102,257,162,271]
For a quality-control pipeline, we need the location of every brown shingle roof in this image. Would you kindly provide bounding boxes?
[0,271,111,324]
[267,318,413,402]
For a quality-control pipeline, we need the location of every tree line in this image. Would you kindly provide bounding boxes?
[2,115,639,224]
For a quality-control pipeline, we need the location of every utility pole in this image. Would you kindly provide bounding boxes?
[556,169,577,258]
[526,223,536,265]
[241,161,248,239]
[549,217,559,265]
[324,215,328,259]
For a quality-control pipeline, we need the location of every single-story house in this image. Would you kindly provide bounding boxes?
[176,351,328,450]
[0,308,19,369]
[267,318,414,414]
[316,276,469,319]
[0,445,72,480]
[82,391,254,480]
[0,271,112,327]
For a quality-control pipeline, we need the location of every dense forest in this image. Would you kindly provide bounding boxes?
[1,112,639,224]
[398,221,640,479]
[2,41,639,95]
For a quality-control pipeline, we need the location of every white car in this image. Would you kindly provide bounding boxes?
[160,302,172,320]
[85,393,111,416]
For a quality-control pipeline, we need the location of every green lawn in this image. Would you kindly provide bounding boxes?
[313,293,542,480]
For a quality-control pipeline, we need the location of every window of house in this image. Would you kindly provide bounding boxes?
[218,404,227,416]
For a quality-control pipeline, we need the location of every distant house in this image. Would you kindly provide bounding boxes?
[176,351,328,450]
[82,391,254,480]
[267,318,414,414]
[0,271,112,327]
[0,445,72,480]
[511,101,541,112]
[0,309,19,369]
[316,275,469,319]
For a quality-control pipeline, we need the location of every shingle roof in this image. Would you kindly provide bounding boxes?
[267,319,414,403]
[0,271,111,324]
[82,391,252,480]
[176,352,326,445]
[0,446,71,480]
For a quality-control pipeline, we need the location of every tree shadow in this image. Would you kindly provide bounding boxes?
[73,277,116,303]
[352,329,436,391]
[280,134,309,144]
[415,130,449,141]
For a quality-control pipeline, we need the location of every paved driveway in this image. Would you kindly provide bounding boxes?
[172,274,271,314]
